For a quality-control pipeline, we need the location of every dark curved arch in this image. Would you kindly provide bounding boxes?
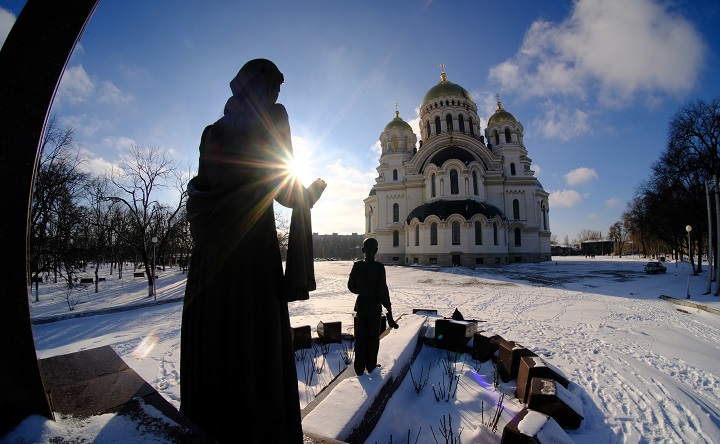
[0,0,99,433]
[406,199,505,224]
[419,146,489,173]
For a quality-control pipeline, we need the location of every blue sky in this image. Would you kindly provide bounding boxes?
[2,0,718,242]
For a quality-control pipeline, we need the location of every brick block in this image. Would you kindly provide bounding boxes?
[516,356,570,403]
[527,378,584,429]
[291,324,312,350]
[317,321,342,344]
[500,407,573,444]
[472,331,502,362]
[497,340,537,383]
[434,319,476,352]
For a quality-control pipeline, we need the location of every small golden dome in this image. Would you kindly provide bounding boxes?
[488,101,517,125]
[383,110,412,132]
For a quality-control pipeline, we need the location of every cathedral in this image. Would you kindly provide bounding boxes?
[363,69,552,266]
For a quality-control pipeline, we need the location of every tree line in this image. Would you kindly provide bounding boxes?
[553,97,719,292]
[30,116,192,301]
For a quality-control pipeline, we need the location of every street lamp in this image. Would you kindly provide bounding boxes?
[151,236,158,300]
[686,225,692,299]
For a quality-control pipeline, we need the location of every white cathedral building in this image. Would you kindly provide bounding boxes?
[363,70,552,266]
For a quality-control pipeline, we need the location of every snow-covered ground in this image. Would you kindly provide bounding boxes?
[4,256,720,443]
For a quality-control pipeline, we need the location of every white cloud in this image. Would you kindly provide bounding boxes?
[77,149,118,177]
[534,102,590,140]
[97,80,134,105]
[0,7,15,49]
[489,0,705,104]
[56,65,133,107]
[60,114,117,141]
[57,65,95,104]
[101,136,138,153]
[549,189,583,207]
[564,167,598,186]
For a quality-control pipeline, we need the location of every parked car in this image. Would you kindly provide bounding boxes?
[644,261,667,274]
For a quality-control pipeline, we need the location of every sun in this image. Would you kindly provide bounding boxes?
[288,137,317,186]
[289,157,312,185]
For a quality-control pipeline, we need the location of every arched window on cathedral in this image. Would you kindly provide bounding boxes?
[392,135,398,150]
[510,163,516,175]
[431,173,436,198]
[393,203,399,223]
[513,199,520,219]
[393,230,399,247]
[435,116,441,135]
[469,117,474,136]
[494,130,500,146]
[452,221,460,245]
[493,223,499,245]
[393,169,398,181]
[430,223,438,245]
[415,225,419,246]
[426,120,431,138]
[472,171,478,195]
[542,201,548,230]
[514,227,521,246]
[458,115,465,133]
[450,169,459,195]
[446,114,453,132]
[474,221,482,245]
[367,208,373,233]
[505,128,511,143]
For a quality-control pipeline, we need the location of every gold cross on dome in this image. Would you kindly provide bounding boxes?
[439,63,446,73]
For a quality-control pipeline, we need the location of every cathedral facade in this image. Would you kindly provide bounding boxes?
[363,70,552,266]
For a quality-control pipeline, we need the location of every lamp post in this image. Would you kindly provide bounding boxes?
[686,225,692,299]
[151,236,158,300]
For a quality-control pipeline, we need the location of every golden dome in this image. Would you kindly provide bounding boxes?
[383,110,412,132]
[422,71,474,105]
[488,100,517,125]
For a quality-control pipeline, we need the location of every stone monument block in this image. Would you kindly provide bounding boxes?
[291,324,312,350]
[317,321,342,344]
[500,407,574,444]
[497,340,537,383]
[527,378,584,429]
[472,331,502,362]
[434,318,476,352]
[516,356,570,403]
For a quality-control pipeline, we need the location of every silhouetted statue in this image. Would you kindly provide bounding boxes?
[348,238,398,376]
[180,59,326,443]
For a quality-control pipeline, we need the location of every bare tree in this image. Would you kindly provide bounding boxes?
[82,176,115,293]
[276,209,290,260]
[108,144,187,297]
[575,229,602,243]
[29,115,88,300]
[608,221,629,256]
[659,97,720,273]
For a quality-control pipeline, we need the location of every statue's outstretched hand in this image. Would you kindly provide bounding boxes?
[308,178,327,205]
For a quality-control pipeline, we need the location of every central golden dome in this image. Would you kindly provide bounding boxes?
[422,72,474,105]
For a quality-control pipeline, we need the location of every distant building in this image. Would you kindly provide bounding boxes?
[363,68,552,266]
[312,232,364,260]
[580,240,614,257]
